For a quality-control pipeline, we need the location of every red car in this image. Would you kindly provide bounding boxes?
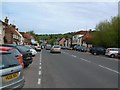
[0,46,24,68]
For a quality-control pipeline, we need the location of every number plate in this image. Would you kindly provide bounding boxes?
[4,73,18,81]
[27,57,30,59]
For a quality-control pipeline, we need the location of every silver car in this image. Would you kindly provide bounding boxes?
[105,48,119,58]
[50,45,61,53]
[0,51,25,89]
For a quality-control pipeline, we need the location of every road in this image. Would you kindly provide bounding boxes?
[23,49,119,88]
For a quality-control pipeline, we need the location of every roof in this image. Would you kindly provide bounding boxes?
[82,31,92,41]
[0,20,8,25]
[58,38,66,42]
[74,31,88,35]
[20,32,33,39]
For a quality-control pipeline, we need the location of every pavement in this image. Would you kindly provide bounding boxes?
[23,49,119,88]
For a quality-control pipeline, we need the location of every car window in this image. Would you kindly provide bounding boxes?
[110,49,118,51]
[8,49,21,56]
[0,53,20,69]
[16,46,29,52]
[54,46,60,48]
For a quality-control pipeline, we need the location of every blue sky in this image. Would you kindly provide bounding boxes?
[1,1,118,34]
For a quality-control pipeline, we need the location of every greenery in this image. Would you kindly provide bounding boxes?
[92,16,119,48]
[28,30,73,45]
[28,16,119,48]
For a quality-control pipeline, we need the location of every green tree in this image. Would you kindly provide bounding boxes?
[92,16,119,48]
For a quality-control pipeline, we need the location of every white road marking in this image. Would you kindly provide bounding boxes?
[98,65,119,74]
[38,78,41,85]
[80,58,91,63]
[40,51,42,62]
[40,63,41,65]
[39,66,41,70]
[39,71,41,75]
[71,55,77,58]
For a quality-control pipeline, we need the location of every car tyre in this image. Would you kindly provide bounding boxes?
[24,64,29,68]
[93,52,97,55]
[110,54,115,58]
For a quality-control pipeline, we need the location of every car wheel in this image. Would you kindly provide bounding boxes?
[93,52,97,55]
[24,64,29,68]
[110,54,115,58]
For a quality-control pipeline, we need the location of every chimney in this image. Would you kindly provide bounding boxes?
[16,28,18,31]
[5,17,9,24]
[12,24,16,28]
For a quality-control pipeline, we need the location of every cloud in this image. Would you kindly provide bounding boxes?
[1,2,118,34]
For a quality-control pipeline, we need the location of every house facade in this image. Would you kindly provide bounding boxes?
[72,31,87,46]
[0,20,6,44]
[20,32,34,45]
[72,30,93,47]
[59,38,66,46]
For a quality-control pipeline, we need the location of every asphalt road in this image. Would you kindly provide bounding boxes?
[23,49,119,88]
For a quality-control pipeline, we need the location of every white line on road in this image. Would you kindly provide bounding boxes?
[71,55,77,58]
[39,71,41,75]
[40,63,41,65]
[39,66,41,70]
[98,65,119,74]
[38,78,41,85]
[80,58,91,63]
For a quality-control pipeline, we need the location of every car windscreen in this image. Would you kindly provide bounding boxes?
[0,53,20,69]
[16,46,29,52]
[54,46,60,48]
[8,49,21,56]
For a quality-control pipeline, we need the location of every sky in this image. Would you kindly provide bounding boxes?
[1,0,119,34]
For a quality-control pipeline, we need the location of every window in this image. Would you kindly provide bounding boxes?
[0,53,20,69]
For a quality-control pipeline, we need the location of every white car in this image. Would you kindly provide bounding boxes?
[105,48,118,58]
[50,45,61,53]
[25,46,37,56]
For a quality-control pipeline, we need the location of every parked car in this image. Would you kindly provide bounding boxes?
[50,45,61,53]
[76,46,87,52]
[0,46,24,68]
[45,44,52,50]
[25,45,37,56]
[31,43,41,51]
[89,47,106,55]
[117,52,120,59]
[1,44,33,68]
[61,46,68,50]
[105,48,119,58]
[73,45,80,50]
[0,51,25,89]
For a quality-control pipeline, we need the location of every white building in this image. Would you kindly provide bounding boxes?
[72,31,87,46]
[15,29,24,45]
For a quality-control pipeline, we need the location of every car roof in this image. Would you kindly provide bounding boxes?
[0,46,15,51]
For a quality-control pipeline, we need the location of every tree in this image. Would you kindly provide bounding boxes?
[92,16,119,48]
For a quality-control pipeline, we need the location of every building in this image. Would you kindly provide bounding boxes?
[0,20,6,44]
[72,30,94,47]
[15,28,24,45]
[20,32,34,45]
[3,17,22,44]
[72,31,87,46]
[59,38,66,46]
[82,30,93,47]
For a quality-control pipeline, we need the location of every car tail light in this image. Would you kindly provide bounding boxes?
[20,53,23,57]
[108,49,110,53]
